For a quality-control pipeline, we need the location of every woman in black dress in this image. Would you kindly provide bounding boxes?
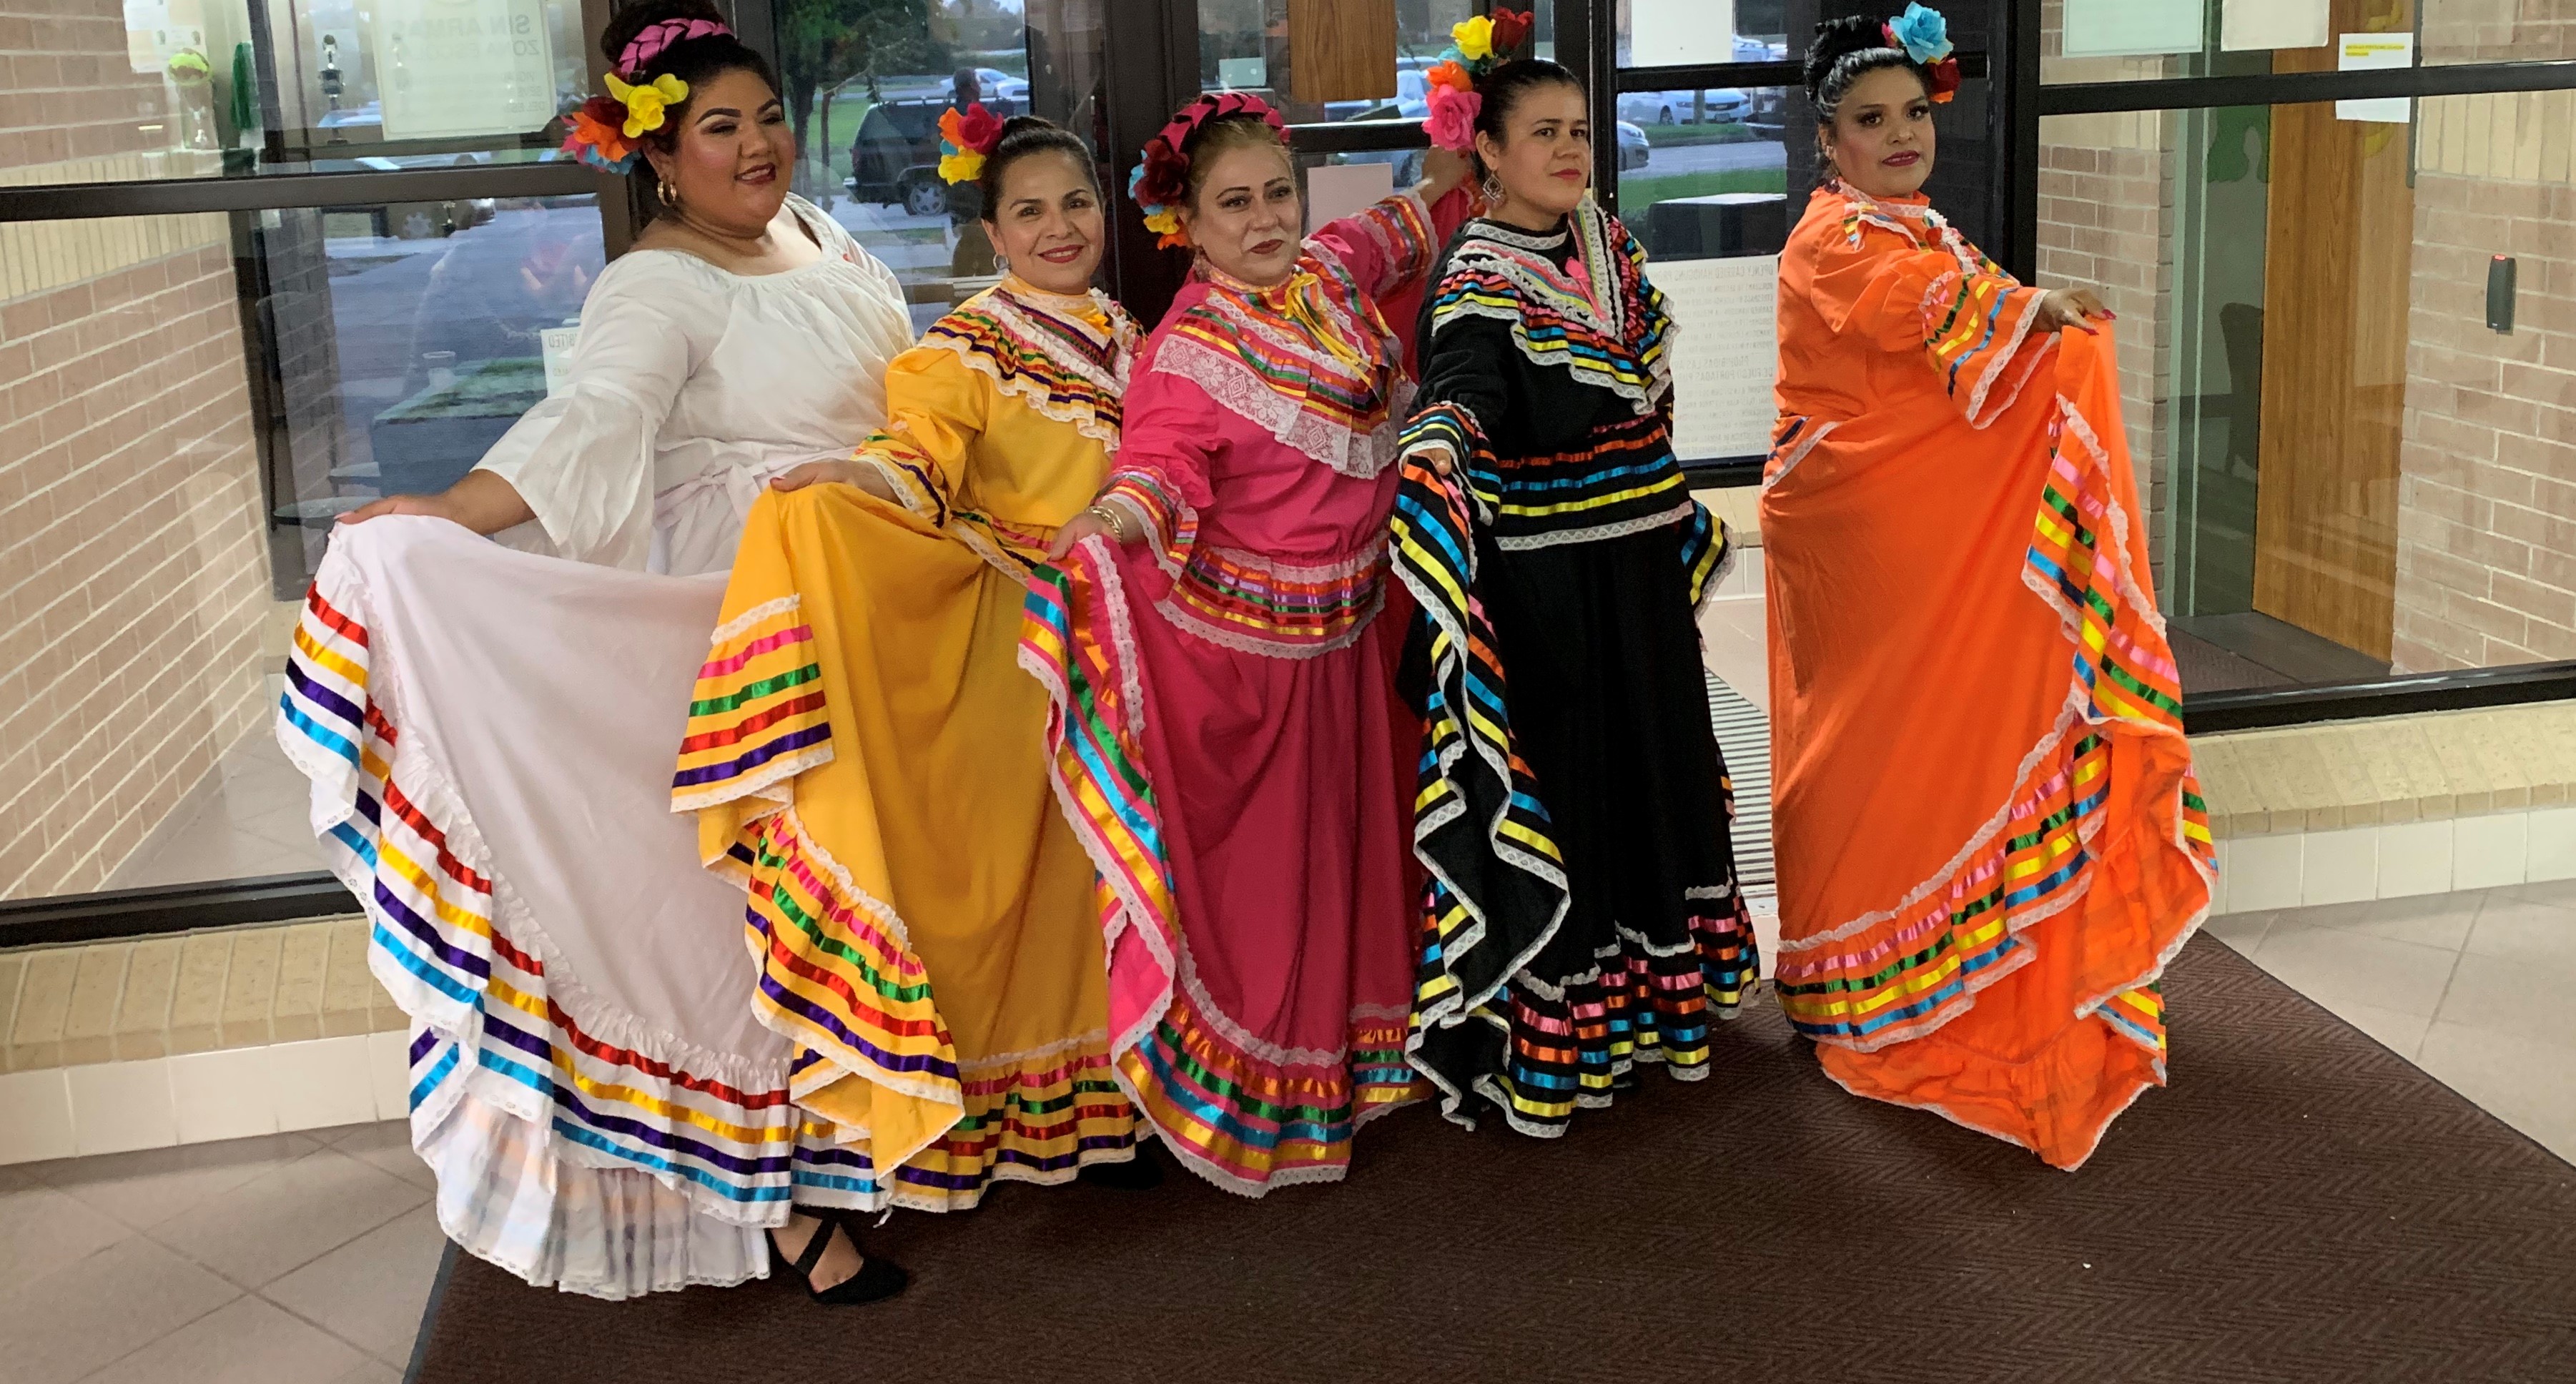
[1393,58,1755,1137]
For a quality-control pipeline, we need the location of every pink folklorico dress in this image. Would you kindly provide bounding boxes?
[1022,190,1444,1194]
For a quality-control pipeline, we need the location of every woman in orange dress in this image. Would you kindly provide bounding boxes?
[1762,7,2216,1170]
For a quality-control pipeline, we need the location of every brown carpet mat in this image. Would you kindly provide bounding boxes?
[411,939,2576,1383]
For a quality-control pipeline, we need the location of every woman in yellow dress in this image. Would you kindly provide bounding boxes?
[670,112,1149,1302]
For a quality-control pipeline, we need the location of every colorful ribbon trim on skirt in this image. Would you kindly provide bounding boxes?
[1772,368,2215,1072]
[275,582,876,1220]
[1022,538,1421,1192]
[1386,450,1571,1123]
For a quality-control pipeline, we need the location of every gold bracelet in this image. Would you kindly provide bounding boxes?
[1084,503,1132,543]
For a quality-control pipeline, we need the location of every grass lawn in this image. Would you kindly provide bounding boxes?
[1637,122,1764,147]
[1617,168,1790,204]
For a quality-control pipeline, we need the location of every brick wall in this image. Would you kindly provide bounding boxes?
[2389,89,2576,673]
[2422,0,2576,63]
[0,220,272,900]
[0,0,182,172]
[2035,0,2180,590]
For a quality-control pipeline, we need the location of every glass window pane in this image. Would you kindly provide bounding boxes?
[2040,92,2576,696]
[2045,1,2576,84]
[786,0,1110,335]
[0,194,602,899]
[1614,85,1792,262]
[0,0,590,184]
[1203,0,1478,125]
[2427,0,2576,62]
[1615,0,1787,69]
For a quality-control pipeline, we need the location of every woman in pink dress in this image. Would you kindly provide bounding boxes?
[1025,93,1466,1194]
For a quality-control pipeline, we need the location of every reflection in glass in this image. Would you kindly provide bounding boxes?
[2043,92,2576,695]
[250,194,606,589]
[2041,0,2576,84]
[778,0,1106,335]
[1614,84,1791,265]
[0,0,588,185]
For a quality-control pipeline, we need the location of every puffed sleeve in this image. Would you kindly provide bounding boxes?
[1308,188,1438,302]
[1806,222,2052,428]
[474,255,717,568]
[1091,358,1215,560]
[854,345,989,528]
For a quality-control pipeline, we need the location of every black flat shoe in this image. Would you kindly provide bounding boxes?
[1078,1152,1163,1191]
[769,1215,909,1305]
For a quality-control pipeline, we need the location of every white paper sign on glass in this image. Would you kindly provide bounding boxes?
[2221,0,2329,51]
[2061,0,2204,57]
[1657,254,1780,463]
[122,0,205,74]
[1305,161,1396,236]
[2336,34,2414,124]
[541,325,581,398]
[1632,0,1739,69]
[372,0,559,142]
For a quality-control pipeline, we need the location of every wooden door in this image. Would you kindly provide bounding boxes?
[2252,4,2414,661]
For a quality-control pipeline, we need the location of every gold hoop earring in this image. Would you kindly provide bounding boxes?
[658,174,678,208]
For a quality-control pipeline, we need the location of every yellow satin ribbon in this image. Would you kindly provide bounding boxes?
[1271,270,1368,368]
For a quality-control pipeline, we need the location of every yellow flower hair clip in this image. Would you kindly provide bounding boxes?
[604,71,690,139]
[1451,15,1494,61]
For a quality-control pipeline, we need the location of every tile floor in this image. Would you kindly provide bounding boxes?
[2204,877,2576,1161]
[0,1121,444,1383]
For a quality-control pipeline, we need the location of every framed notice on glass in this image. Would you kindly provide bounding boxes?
[373,0,558,142]
[1657,254,1780,463]
[1632,0,1739,68]
[2061,0,2204,58]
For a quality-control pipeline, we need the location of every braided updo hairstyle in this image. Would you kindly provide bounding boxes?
[1803,14,1931,128]
[1181,113,1291,209]
[599,0,781,218]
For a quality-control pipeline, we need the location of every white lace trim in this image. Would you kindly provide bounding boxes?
[1150,335,1409,479]
[706,593,802,646]
[1762,418,1840,491]
[1493,500,1697,551]
[1152,585,1383,661]
[920,332,1124,458]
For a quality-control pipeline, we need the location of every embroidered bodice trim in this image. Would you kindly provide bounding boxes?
[1153,210,1422,480]
[1424,199,1669,415]
[917,280,1136,455]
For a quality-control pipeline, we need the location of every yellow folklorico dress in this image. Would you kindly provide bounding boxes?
[672,279,1142,1209]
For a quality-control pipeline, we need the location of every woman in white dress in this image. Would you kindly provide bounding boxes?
[275,1,919,1302]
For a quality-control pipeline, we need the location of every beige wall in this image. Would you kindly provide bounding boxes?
[0,3,271,899]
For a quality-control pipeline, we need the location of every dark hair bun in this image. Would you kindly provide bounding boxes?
[601,0,728,69]
[1804,15,1894,97]
[977,115,1097,214]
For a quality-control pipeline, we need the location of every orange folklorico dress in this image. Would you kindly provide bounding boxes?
[1760,182,2216,1170]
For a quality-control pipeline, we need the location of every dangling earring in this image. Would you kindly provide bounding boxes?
[1480,169,1504,205]
[658,174,678,209]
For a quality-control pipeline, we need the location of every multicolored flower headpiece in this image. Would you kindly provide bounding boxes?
[559,16,733,174]
[1126,92,1288,249]
[1883,3,1960,104]
[937,102,1007,184]
[1424,6,1531,152]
